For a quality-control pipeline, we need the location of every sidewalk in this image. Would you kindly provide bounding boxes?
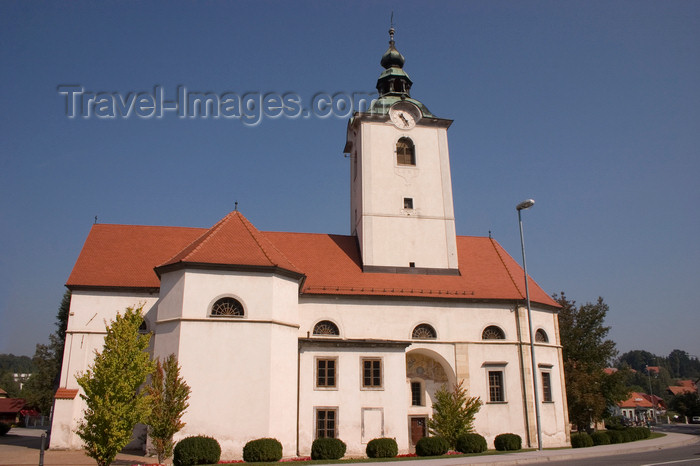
[1,428,698,466]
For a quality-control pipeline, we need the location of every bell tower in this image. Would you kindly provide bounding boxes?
[345,28,459,274]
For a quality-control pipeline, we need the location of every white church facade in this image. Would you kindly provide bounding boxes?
[51,29,571,458]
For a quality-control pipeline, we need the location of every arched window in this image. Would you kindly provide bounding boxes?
[138,320,148,334]
[396,137,415,166]
[210,297,244,317]
[313,320,340,336]
[482,325,506,340]
[412,324,437,339]
[535,329,549,343]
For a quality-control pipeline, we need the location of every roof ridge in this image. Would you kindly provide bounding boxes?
[488,237,524,300]
[160,213,232,265]
[237,214,301,271]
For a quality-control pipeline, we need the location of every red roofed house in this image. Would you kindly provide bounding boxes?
[50,29,570,457]
[0,398,25,424]
[667,380,698,396]
[615,392,666,423]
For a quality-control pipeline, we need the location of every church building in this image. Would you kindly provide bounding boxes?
[51,28,571,457]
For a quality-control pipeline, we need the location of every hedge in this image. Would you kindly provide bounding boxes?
[366,438,398,458]
[243,438,283,462]
[494,433,521,451]
[415,436,449,456]
[591,431,611,446]
[455,433,487,453]
[571,432,593,448]
[311,437,346,460]
[173,436,221,466]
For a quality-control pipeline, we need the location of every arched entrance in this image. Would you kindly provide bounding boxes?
[405,349,456,447]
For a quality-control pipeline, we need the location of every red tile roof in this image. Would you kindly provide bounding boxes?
[0,398,25,413]
[54,388,79,399]
[159,211,302,275]
[66,211,558,307]
[618,392,654,409]
[67,224,204,289]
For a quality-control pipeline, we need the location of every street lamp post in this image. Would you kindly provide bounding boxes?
[517,198,542,450]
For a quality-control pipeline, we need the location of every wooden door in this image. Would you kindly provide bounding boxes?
[410,417,426,445]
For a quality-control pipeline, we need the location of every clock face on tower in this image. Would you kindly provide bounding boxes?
[389,102,421,130]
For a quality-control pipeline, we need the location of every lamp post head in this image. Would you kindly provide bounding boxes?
[517,199,535,211]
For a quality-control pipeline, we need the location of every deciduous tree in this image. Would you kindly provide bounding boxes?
[21,291,71,414]
[555,293,628,431]
[76,305,154,466]
[146,354,191,463]
[427,380,482,449]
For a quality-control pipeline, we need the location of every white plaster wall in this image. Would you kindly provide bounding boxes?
[155,269,300,459]
[298,345,409,456]
[355,120,458,269]
[50,289,158,449]
[298,296,569,449]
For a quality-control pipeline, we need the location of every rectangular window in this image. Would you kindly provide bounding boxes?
[488,370,505,402]
[403,197,413,209]
[411,381,422,406]
[542,372,552,402]
[316,408,337,438]
[316,358,336,388]
[362,358,382,389]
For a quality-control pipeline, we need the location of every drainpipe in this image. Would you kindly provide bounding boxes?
[514,302,533,448]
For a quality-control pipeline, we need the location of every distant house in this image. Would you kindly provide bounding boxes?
[0,388,8,398]
[0,398,26,424]
[667,380,698,396]
[615,392,666,423]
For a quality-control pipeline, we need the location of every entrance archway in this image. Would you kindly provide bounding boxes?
[406,349,456,446]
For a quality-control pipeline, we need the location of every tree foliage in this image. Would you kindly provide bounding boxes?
[146,354,191,463]
[0,354,34,373]
[555,293,628,431]
[76,305,154,466]
[427,380,482,449]
[21,290,71,414]
[669,391,700,418]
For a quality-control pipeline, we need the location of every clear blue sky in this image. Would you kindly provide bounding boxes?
[1,1,698,360]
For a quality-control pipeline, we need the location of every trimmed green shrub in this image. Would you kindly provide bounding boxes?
[0,422,10,436]
[455,433,487,453]
[627,427,643,441]
[619,429,633,443]
[415,436,449,456]
[311,437,346,460]
[607,430,623,444]
[591,431,611,445]
[173,436,221,466]
[243,438,283,462]
[639,427,651,439]
[366,437,398,458]
[571,432,593,448]
[604,416,627,431]
[494,433,522,451]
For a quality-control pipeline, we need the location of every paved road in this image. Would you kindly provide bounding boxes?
[1,424,699,466]
[533,443,700,466]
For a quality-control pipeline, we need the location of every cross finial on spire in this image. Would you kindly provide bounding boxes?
[389,12,395,43]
